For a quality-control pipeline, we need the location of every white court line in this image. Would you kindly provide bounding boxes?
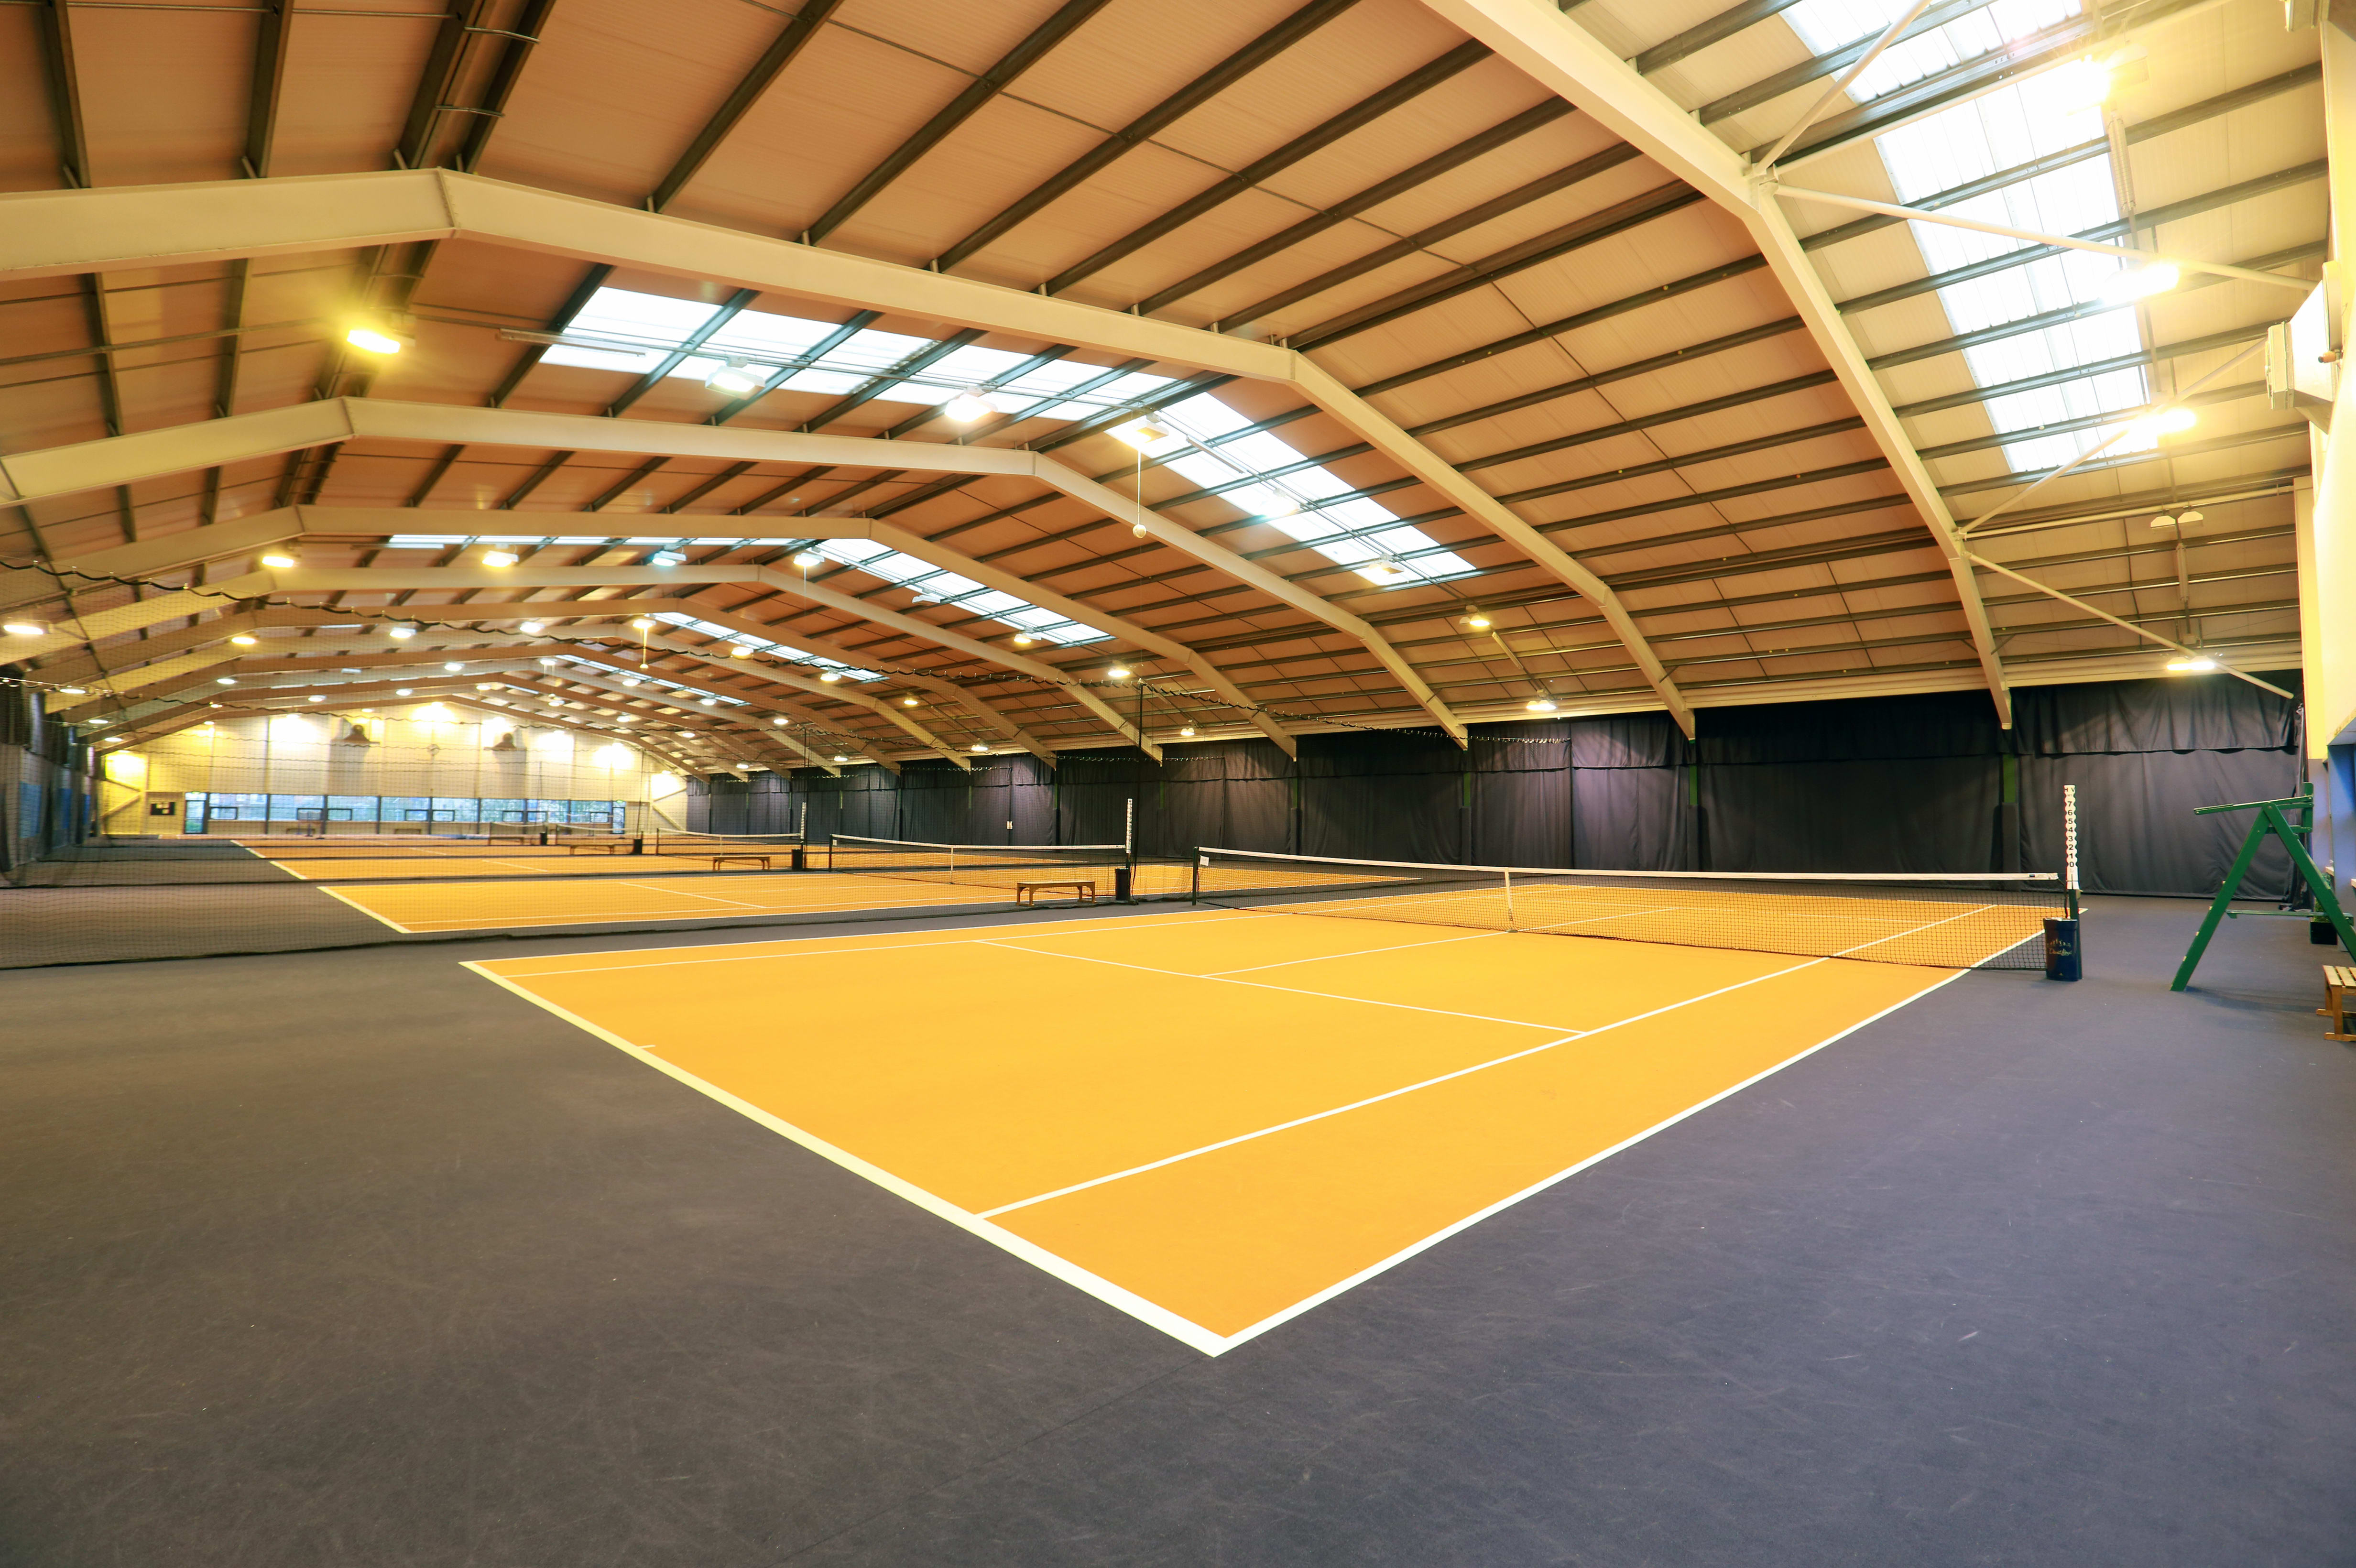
[457,961,1231,1358]
[976,940,1586,1033]
[1208,964,1973,1356]
[315,882,414,932]
[1517,901,1691,932]
[482,908,1256,977]
[1204,927,1506,975]
[979,956,1826,1219]
[1832,901,1998,958]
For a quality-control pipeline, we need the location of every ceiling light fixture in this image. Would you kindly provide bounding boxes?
[1463,611,1492,631]
[2164,655,2219,673]
[969,742,988,752]
[1011,632,1035,647]
[388,625,416,640]
[230,634,259,646]
[631,618,656,631]
[944,387,998,422]
[706,359,764,397]
[2,621,44,637]
[833,754,850,763]
[306,694,324,702]
[1110,418,1172,450]
[1526,697,1558,713]
[519,620,546,635]
[1178,724,1196,738]
[819,672,841,683]
[345,314,413,355]
[216,676,237,685]
[481,548,519,568]
[2097,262,2180,305]
[1106,666,1131,681]
[901,695,920,707]
[793,551,823,568]
[260,554,296,569]
[443,661,463,672]
[730,645,751,657]
[395,688,414,697]
[2131,406,2198,439]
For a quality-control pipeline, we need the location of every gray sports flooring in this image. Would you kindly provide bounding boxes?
[4,895,2351,1566]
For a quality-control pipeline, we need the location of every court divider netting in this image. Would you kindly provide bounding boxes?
[1188,849,2071,970]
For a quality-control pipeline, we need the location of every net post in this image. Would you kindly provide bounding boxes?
[1191,851,1202,904]
[1504,869,1514,931]
[2063,784,2080,919]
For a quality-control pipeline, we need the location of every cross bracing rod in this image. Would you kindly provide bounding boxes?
[1772,185,2312,294]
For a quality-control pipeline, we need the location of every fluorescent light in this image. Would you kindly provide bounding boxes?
[969,742,988,752]
[1110,418,1173,450]
[2131,407,2198,438]
[216,676,236,685]
[2098,262,2179,305]
[346,325,403,355]
[706,359,763,396]
[395,688,414,696]
[3,621,45,637]
[519,620,546,635]
[230,634,258,646]
[1526,697,1558,713]
[833,754,849,762]
[58,686,86,695]
[2164,655,2218,673]
[306,694,324,702]
[944,388,995,422]
[2046,55,2112,112]
[388,625,416,640]
[1106,666,1132,680]
[260,554,296,569]
[772,717,787,725]
[649,550,687,566]
[482,549,519,568]
[443,661,463,672]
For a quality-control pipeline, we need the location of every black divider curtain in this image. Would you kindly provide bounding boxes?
[698,673,2302,898]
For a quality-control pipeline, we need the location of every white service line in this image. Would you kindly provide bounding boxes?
[1204,928,1507,976]
[1827,901,2003,958]
[975,940,1583,1032]
[980,955,1829,1220]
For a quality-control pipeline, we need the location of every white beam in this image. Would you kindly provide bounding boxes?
[1413,0,2016,726]
[0,174,1680,727]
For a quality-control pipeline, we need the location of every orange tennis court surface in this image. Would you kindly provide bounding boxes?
[326,869,1008,931]
[469,907,1970,1354]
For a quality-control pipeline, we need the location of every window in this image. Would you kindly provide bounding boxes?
[1785,0,2154,471]
[537,287,1482,590]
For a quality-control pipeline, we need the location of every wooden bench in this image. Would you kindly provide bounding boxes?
[566,839,634,854]
[709,852,774,871]
[2322,966,2356,1043]
[1015,877,1097,907]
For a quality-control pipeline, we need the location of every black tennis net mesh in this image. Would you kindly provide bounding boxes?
[826,834,1128,892]
[1190,849,2069,970]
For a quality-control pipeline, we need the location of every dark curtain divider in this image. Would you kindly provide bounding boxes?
[2022,750,2301,898]
[1701,757,2001,874]
[706,673,2301,898]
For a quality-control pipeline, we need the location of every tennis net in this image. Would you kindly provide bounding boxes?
[827,834,1127,893]
[646,830,805,858]
[1190,848,2069,970]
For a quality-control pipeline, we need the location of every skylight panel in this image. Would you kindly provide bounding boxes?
[1806,30,2155,473]
[649,611,883,680]
[1784,0,2083,103]
[799,543,1108,644]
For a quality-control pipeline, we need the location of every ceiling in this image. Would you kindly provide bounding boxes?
[0,0,2323,774]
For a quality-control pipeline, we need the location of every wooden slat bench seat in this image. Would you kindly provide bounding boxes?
[1015,878,1097,907]
[2322,966,2356,1043]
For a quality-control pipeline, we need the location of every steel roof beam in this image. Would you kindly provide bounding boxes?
[1420,0,2018,725]
[806,0,1115,245]
[933,0,1360,271]
[0,174,1691,733]
[1141,98,1584,318]
[1042,39,1492,296]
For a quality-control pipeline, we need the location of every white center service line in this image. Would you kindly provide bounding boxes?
[973,940,1582,1032]
[1204,928,1507,976]
[979,956,1828,1219]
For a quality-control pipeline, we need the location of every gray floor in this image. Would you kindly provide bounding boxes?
[3,896,2351,1566]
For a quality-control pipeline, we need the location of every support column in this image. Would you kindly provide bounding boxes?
[2305,18,2356,901]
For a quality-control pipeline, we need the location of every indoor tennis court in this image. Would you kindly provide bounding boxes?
[472,909,1980,1350]
[8,1,2356,1563]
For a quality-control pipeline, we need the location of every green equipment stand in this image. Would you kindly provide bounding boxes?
[2169,789,2356,991]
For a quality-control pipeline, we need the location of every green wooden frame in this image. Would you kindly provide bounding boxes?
[2169,789,2356,991]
